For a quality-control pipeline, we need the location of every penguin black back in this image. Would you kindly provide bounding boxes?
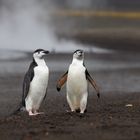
[22,59,37,107]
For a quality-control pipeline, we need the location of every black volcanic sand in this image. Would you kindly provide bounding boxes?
[0,53,140,140]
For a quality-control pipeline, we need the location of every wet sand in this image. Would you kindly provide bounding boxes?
[0,52,140,140]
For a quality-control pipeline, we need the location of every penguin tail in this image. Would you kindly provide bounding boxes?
[11,104,26,116]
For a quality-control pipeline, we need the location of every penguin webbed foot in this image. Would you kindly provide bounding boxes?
[75,108,80,113]
[79,113,85,118]
[28,111,44,116]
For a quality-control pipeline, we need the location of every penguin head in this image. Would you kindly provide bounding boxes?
[33,49,49,59]
[73,49,84,60]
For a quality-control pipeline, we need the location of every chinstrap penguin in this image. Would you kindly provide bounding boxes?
[14,49,49,116]
[56,50,100,114]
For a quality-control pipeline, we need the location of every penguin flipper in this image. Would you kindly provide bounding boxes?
[22,60,37,104]
[56,71,68,92]
[11,69,34,116]
[86,69,100,98]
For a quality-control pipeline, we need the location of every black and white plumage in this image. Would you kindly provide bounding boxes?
[56,50,100,114]
[18,49,49,116]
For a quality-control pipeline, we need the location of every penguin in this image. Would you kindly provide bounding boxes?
[14,49,49,116]
[56,50,100,114]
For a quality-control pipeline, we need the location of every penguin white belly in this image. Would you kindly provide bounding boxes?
[67,64,88,110]
[26,66,49,111]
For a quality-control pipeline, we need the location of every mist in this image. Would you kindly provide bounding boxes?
[0,0,113,54]
[0,0,86,52]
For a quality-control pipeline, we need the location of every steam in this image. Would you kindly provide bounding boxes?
[0,0,53,50]
[67,0,107,9]
[0,0,84,52]
[0,0,111,54]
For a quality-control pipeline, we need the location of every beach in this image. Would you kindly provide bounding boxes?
[0,52,140,140]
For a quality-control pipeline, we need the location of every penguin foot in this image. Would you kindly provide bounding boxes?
[34,111,44,115]
[66,109,87,114]
[79,113,85,118]
[80,109,87,114]
[66,110,75,113]
[75,109,80,113]
[84,109,87,113]
[28,111,44,116]
[29,112,37,116]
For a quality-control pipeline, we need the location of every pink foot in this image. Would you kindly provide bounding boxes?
[34,112,44,115]
[28,111,44,116]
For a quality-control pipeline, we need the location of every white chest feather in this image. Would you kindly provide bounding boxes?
[31,59,49,92]
[26,59,49,110]
[67,60,87,94]
[33,65,49,87]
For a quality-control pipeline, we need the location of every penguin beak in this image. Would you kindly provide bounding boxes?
[79,51,83,57]
[43,50,49,54]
